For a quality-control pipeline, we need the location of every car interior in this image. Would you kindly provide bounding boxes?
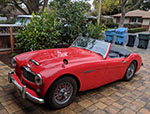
[108,45,131,58]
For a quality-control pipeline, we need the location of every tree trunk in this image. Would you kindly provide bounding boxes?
[30,0,40,13]
[119,0,142,27]
[42,0,48,11]
[119,4,125,27]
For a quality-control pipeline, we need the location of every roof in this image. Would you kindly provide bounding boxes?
[17,15,40,18]
[17,15,33,18]
[113,9,150,19]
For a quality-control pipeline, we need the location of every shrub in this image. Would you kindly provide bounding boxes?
[15,11,61,52]
[128,27,146,33]
[86,22,105,40]
[124,23,141,28]
[105,22,118,28]
[16,1,105,51]
[50,0,91,45]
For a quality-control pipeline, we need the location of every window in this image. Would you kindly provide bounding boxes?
[137,18,142,22]
[130,17,141,23]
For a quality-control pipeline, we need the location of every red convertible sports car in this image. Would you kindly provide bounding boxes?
[8,36,142,109]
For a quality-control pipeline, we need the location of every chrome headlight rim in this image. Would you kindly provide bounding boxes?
[35,73,43,86]
[11,57,17,67]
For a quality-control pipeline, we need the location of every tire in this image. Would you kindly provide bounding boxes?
[45,76,77,109]
[123,61,136,81]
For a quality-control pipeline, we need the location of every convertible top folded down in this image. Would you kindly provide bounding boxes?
[109,45,131,58]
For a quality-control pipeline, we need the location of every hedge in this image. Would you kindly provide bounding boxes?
[128,27,147,33]
[124,23,141,28]
[105,22,118,28]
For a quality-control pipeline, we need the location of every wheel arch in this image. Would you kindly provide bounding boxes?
[132,60,138,72]
[44,73,81,98]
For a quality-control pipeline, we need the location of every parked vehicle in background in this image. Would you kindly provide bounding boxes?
[14,15,33,26]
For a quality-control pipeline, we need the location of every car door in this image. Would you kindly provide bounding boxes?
[79,59,108,91]
[104,57,127,83]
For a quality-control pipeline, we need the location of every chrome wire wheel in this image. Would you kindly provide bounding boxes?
[45,77,77,109]
[54,82,73,105]
[123,61,136,81]
[126,63,135,79]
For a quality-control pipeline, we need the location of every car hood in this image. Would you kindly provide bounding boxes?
[26,47,102,70]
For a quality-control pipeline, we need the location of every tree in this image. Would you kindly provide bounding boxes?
[92,0,121,15]
[92,0,142,27]
[140,0,150,11]
[0,0,49,16]
[13,0,49,14]
[49,0,91,44]
[0,0,16,20]
[119,0,142,27]
[102,0,121,15]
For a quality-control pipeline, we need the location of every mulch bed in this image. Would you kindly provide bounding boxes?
[0,53,12,67]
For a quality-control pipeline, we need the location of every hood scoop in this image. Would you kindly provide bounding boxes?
[30,59,39,66]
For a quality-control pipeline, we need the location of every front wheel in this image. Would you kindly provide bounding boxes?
[45,76,77,109]
[123,61,136,81]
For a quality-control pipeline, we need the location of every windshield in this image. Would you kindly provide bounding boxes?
[71,36,110,58]
[15,17,31,25]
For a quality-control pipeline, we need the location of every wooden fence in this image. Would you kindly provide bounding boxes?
[0,24,23,53]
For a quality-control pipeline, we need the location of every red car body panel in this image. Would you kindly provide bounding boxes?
[14,45,142,98]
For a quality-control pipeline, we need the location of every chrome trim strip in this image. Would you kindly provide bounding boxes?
[23,66,35,75]
[27,64,32,68]
[8,72,44,104]
[84,69,96,73]
[30,59,39,66]
[104,43,111,58]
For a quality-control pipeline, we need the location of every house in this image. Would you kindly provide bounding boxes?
[112,9,150,31]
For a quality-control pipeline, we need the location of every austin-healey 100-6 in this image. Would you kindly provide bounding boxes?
[8,36,142,109]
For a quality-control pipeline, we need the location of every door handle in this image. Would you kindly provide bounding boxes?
[122,61,127,64]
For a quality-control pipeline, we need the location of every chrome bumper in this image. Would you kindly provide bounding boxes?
[8,72,44,104]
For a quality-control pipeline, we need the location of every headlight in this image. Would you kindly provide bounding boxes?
[11,57,17,67]
[35,74,42,86]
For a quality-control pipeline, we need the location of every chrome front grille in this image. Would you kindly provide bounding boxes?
[22,66,35,83]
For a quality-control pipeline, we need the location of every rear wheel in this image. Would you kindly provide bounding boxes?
[123,61,136,81]
[45,76,77,109]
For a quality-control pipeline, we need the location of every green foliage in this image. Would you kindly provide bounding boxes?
[102,0,121,15]
[92,0,121,15]
[50,0,91,45]
[11,53,18,58]
[125,0,140,10]
[15,11,61,52]
[16,1,105,51]
[90,10,98,17]
[105,22,118,28]
[124,23,141,28]
[86,22,105,39]
[140,0,150,10]
[128,28,146,33]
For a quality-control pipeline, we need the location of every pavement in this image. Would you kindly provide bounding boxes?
[0,48,150,114]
